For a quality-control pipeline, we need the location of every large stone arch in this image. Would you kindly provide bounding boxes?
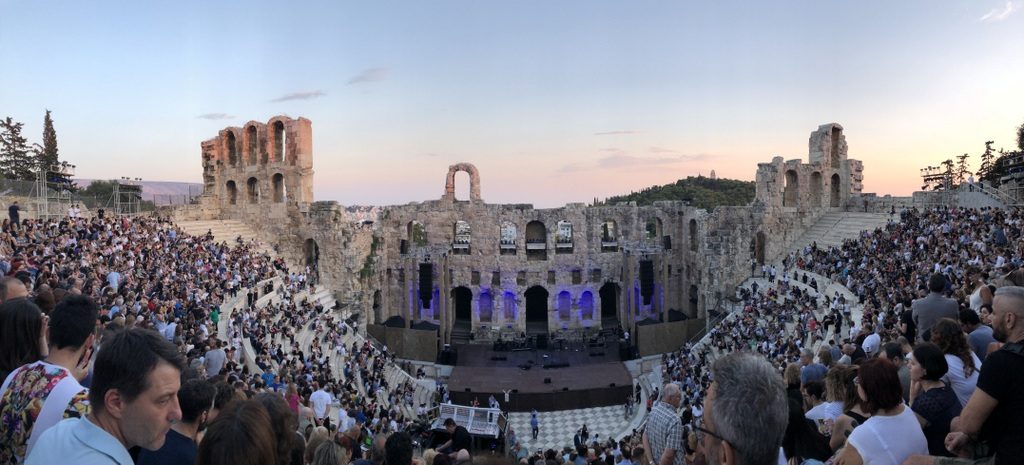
[830,173,841,207]
[267,116,290,163]
[224,129,239,167]
[443,162,481,201]
[245,123,260,166]
[810,171,824,208]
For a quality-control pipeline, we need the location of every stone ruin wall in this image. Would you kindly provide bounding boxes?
[173,118,868,344]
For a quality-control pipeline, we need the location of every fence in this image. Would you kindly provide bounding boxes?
[0,178,204,212]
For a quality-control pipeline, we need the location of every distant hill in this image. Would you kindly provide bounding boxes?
[601,176,755,209]
[76,179,203,197]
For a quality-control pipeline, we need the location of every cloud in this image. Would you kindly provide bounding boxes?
[594,130,638,136]
[649,146,680,154]
[980,1,1019,22]
[196,113,234,120]
[347,67,390,85]
[271,90,327,102]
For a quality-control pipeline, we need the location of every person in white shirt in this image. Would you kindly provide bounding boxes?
[309,383,332,426]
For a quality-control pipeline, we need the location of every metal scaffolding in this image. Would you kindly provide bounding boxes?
[111,177,143,216]
[33,162,76,220]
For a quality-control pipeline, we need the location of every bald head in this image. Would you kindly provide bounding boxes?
[992,286,1024,343]
[0,276,28,303]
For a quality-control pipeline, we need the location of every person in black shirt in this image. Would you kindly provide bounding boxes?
[438,418,472,459]
[938,287,1024,464]
[7,201,19,229]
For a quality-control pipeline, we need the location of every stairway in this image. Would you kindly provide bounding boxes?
[787,212,891,253]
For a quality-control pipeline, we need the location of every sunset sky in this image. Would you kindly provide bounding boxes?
[1,1,1022,207]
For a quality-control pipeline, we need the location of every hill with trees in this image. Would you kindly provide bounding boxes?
[598,175,755,209]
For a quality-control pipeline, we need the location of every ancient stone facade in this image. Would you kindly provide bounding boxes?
[178,118,866,347]
[755,123,863,210]
[374,175,705,341]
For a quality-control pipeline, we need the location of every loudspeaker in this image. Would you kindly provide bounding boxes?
[536,334,548,350]
[639,260,654,305]
[419,263,433,306]
[543,378,552,384]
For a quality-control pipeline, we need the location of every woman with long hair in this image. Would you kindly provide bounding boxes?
[929,318,981,407]
[0,298,47,381]
[197,400,277,465]
[834,358,927,465]
[825,364,869,452]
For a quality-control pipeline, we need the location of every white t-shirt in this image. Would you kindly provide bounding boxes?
[943,353,981,407]
[310,389,331,419]
[847,406,928,464]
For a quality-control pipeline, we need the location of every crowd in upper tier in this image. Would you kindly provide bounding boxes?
[2,205,1024,465]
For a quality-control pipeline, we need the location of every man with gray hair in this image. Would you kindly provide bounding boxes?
[642,383,683,465]
[701,353,787,465]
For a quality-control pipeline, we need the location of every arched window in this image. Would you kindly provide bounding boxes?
[246,177,260,204]
[247,125,258,166]
[557,291,572,321]
[784,170,799,207]
[525,221,547,261]
[272,173,286,203]
[226,132,238,166]
[453,220,471,255]
[226,180,237,205]
[579,291,594,320]
[689,219,698,252]
[555,220,573,254]
[499,222,516,255]
[273,121,286,163]
[479,291,493,323]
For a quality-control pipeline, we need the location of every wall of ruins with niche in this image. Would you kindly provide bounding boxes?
[372,171,707,342]
[174,118,865,349]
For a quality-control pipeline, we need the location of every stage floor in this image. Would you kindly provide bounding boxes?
[447,344,633,411]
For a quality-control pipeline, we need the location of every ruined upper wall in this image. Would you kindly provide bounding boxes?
[755,123,863,209]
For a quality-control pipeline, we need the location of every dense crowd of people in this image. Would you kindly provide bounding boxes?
[0,214,433,465]
[2,204,1024,465]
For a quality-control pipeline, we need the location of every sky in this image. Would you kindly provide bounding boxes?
[1,1,1022,207]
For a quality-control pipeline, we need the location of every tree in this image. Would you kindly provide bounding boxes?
[977,141,995,180]
[37,110,59,169]
[79,179,116,201]
[955,153,969,185]
[1017,121,1024,152]
[0,117,38,180]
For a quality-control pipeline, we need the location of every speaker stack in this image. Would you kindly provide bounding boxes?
[640,260,654,305]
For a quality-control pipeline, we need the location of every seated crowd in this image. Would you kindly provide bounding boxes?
[2,205,1024,465]
[0,215,431,465]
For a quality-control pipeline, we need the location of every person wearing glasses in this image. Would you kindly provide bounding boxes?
[699,353,788,465]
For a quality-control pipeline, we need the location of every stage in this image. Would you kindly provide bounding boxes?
[447,343,633,412]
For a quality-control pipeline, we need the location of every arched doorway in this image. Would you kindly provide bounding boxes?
[830,173,841,207]
[273,121,286,163]
[557,291,572,321]
[579,291,594,321]
[246,177,260,204]
[225,181,237,205]
[524,286,549,334]
[599,282,619,327]
[247,125,258,165]
[272,173,286,203]
[452,287,472,330]
[227,132,238,166]
[688,285,699,318]
[525,221,547,261]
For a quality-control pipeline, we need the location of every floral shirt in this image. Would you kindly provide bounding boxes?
[0,361,90,465]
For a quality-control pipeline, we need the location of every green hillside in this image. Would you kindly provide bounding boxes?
[600,176,755,209]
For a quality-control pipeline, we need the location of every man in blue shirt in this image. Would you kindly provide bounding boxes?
[27,329,186,465]
[137,378,215,465]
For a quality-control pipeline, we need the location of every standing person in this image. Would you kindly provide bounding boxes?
[7,201,19,228]
[641,383,683,465]
[530,409,539,439]
[26,328,186,465]
[0,295,97,464]
[700,353,788,465]
[203,339,226,379]
[137,378,217,465]
[912,274,958,343]
[310,382,332,427]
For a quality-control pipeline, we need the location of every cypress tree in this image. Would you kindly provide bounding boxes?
[39,110,59,169]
